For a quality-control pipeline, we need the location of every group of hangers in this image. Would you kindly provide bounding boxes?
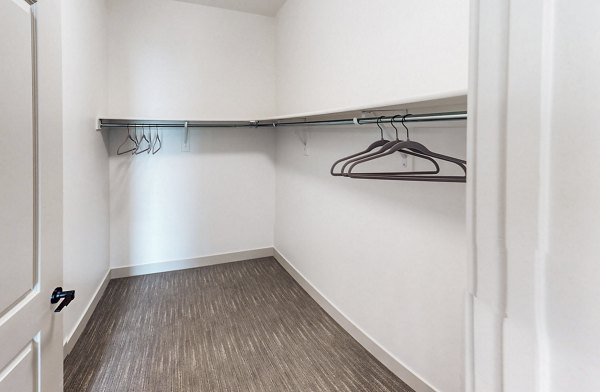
[330,114,466,182]
[117,125,162,155]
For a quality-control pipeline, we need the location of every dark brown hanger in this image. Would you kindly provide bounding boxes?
[345,115,466,183]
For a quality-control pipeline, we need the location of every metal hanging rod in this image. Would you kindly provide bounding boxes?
[97,111,467,130]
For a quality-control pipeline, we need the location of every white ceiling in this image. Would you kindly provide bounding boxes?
[173,0,287,17]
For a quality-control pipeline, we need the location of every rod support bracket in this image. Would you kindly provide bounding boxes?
[182,121,190,152]
[295,125,310,156]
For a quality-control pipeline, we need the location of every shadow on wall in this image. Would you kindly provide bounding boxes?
[107,127,278,156]
[107,127,276,269]
[100,128,111,156]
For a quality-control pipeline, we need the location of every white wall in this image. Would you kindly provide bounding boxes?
[61,0,110,344]
[275,0,469,115]
[274,122,467,392]
[273,2,469,390]
[106,0,277,268]
[107,0,277,120]
[109,127,275,268]
[546,1,600,389]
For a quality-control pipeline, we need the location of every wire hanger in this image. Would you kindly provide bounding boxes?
[152,124,162,154]
[117,125,138,155]
[134,125,151,155]
[131,126,140,154]
[146,126,153,154]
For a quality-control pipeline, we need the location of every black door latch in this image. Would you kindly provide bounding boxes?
[51,287,75,312]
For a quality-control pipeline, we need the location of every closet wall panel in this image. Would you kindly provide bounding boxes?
[273,1,469,390]
[106,0,277,269]
[62,0,110,346]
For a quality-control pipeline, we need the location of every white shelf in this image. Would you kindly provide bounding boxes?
[266,90,467,122]
[98,90,467,127]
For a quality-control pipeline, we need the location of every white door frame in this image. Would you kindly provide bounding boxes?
[466,0,555,390]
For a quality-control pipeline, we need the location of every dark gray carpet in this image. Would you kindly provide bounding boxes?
[64,257,413,392]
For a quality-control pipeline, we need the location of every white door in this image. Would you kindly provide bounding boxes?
[0,0,64,391]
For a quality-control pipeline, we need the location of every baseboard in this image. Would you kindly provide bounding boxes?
[273,248,437,392]
[110,248,275,279]
[63,269,111,359]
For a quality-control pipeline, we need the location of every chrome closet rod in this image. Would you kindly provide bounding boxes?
[98,111,467,129]
[273,111,467,127]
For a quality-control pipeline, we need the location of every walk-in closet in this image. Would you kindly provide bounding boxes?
[2,0,600,391]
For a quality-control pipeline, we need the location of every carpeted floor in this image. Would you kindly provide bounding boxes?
[64,257,413,392]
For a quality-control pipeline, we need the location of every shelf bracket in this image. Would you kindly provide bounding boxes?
[182,121,190,152]
[295,125,310,156]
